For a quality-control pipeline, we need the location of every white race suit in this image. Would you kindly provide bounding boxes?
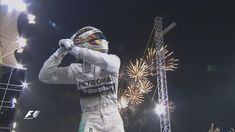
[38,47,125,132]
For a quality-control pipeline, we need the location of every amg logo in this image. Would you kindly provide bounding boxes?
[78,76,112,88]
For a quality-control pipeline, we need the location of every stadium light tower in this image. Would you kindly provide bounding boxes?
[0,0,30,131]
[154,17,176,132]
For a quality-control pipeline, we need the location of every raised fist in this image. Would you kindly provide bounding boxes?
[59,39,74,51]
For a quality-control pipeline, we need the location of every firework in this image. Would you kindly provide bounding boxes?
[165,58,179,71]
[138,79,154,94]
[118,45,178,108]
[118,96,129,109]
[144,46,178,73]
[125,85,144,105]
[145,48,156,65]
[163,46,179,71]
[169,101,176,113]
[127,59,149,81]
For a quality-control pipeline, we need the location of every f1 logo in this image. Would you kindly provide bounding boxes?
[24,110,40,119]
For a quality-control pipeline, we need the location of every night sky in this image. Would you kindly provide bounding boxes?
[15,0,235,132]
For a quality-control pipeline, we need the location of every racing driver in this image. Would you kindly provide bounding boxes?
[38,26,125,132]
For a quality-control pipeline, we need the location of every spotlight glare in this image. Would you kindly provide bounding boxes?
[17,37,27,47]
[17,48,24,53]
[12,122,17,128]
[21,81,29,88]
[11,98,17,108]
[27,14,36,24]
[155,103,166,115]
[1,0,27,12]
[12,98,17,104]
[118,96,129,109]
[16,63,24,69]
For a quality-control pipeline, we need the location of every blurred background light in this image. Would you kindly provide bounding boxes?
[1,0,27,12]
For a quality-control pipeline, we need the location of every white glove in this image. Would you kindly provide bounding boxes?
[53,47,68,59]
[59,39,74,51]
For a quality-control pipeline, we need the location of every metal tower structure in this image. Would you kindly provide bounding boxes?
[0,64,27,132]
[154,17,175,132]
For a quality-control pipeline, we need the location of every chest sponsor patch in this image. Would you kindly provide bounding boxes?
[78,76,116,96]
[78,76,112,89]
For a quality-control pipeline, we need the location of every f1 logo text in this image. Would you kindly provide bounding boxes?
[24,110,40,119]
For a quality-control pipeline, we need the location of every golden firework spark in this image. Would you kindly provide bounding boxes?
[125,85,144,105]
[138,79,154,94]
[118,46,178,108]
[126,59,149,81]
[163,46,179,71]
[144,48,157,76]
[165,58,179,71]
[144,46,178,73]
[169,101,176,113]
[118,96,129,109]
[145,48,156,65]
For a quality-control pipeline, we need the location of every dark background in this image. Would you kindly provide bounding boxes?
[15,0,235,132]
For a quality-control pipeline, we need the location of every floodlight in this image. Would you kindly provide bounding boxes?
[11,98,17,108]
[17,37,27,47]
[155,103,166,115]
[17,48,24,53]
[27,14,36,24]
[12,122,17,128]
[1,0,27,12]
[16,63,24,69]
[21,81,29,88]
[12,98,17,104]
